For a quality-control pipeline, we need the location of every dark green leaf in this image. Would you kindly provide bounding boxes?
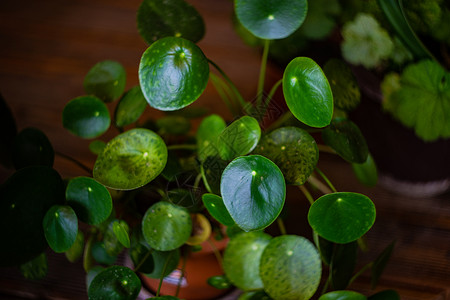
[201,155,228,195]
[260,235,321,300]
[202,193,235,226]
[319,290,367,300]
[368,290,400,300]
[142,201,192,251]
[114,86,147,128]
[139,37,209,111]
[143,248,180,279]
[283,57,333,128]
[62,95,111,139]
[113,220,131,248]
[66,177,112,225]
[314,233,334,265]
[371,241,396,289]
[220,155,286,231]
[0,92,17,169]
[89,140,106,155]
[352,153,378,187]
[12,127,54,169]
[130,229,154,274]
[165,106,208,119]
[330,241,358,290]
[235,0,308,39]
[83,60,126,102]
[0,166,64,266]
[43,205,78,253]
[207,275,232,290]
[19,253,48,280]
[137,0,205,44]
[88,266,141,300]
[238,290,273,300]
[323,59,361,112]
[308,192,376,244]
[322,118,369,163]
[197,114,226,162]
[165,188,202,212]
[156,116,191,135]
[223,231,272,291]
[86,266,105,290]
[254,126,318,185]
[65,230,85,262]
[103,220,125,257]
[91,242,118,265]
[93,128,168,190]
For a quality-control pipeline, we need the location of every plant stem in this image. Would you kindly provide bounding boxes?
[55,151,92,174]
[264,110,293,132]
[134,248,153,273]
[277,218,287,235]
[200,164,213,194]
[156,251,173,297]
[317,144,337,155]
[193,173,202,190]
[348,262,373,286]
[167,144,197,151]
[315,168,338,193]
[176,249,188,297]
[256,39,270,107]
[299,185,315,205]
[307,175,333,195]
[320,276,331,295]
[207,238,223,268]
[210,73,238,116]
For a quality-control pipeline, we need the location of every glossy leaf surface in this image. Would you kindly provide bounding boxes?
[66,177,112,225]
[43,205,78,253]
[113,220,131,248]
[319,291,367,300]
[83,60,126,102]
[93,128,167,190]
[202,193,235,226]
[308,192,376,243]
[235,0,308,39]
[62,96,110,139]
[0,166,64,266]
[137,0,205,44]
[322,118,369,163]
[254,127,318,185]
[88,266,141,300]
[260,235,321,300]
[142,201,192,251]
[114,86,147,128]
[221,155,286,231]
[207,275,232,290]
[197,114,226,162]
[283,57,333,128]
[12,127,54,169]
[139,37,209,111]
[223,231,272,291]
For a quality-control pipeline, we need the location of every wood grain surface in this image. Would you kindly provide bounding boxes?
[0,0,449,299]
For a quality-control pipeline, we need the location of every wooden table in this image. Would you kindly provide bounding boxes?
[1,0,449,299]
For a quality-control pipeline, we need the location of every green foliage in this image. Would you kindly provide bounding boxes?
[88,266,141,300]
[83,60,126,103]
[43,205,78,253]
[12,127,54,169]
[19,253,48,280]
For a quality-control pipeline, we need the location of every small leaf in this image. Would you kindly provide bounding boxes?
[322,118,369,163]
[12,127,54,169]
[220,155,286,231]
[91,242,118,265]
[139,37,209,111]
[93,128,168,190]
[368,290,400,300]
[202,193,235,226]
[88,266,141,300]
[114,86,147,128]
[0,92,17,169]
[308,192,376,244]
[197,114,226,162]
[137,0,205,45]
[207,275,232,290]
[156,116,191,135]
[254,126,318,185]
[223,232,272,291]
[43,205,78,253]
[371,241,395,289]
[283,57,333,128]
[235,0,308,39]
[103,220,125,257]
[352,153,378,187]
[142,201,192,251]
[65,230,85,263]
[66,177,112,225]
[113,220,131,248]
[62,95,111,139]
[19,253,48,280]
[83,60,126,103]
[130,230,154,274]
[144,248,180,279]
[89,140,106,155]
[330,241,358,290]
[319,290,367,300]
[260,235,321,300]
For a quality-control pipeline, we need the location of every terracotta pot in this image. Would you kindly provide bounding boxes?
[140,237,230,300]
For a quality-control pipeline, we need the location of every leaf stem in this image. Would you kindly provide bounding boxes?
[307,175,333,195]
[315,168,337,193]
[256,39,270,107]
[348,261,373,286]
[55,151,92,174]
[134,248,153,273]
[277,218,287,235]
[176,249,189,297]
[210,73,239,116]
[207,238,223,268]
[317,144,337,155]
[156,251,173,297]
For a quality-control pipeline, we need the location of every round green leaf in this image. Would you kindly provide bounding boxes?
[352,153,378,187]
[89,140,106,155]
[319,291,367,300]
[113,220,131,248]
[223,231,272,291]
[217,116,261,161]
[283,57,333,128]
[12,127,54,169]
[137,0,205,44]
[66,177,112,225]
[43,205,78,253]
[93,128,168,190]
[202,193,235,226]
[260,235,321,300]
[323,59,361,112]
[114,86,147,128]
[308,192,376,244]
[142,201,192,251]
[88,266,141,300]
[254,127,318,185]
[0,166,64,267]
[65,230,84,263]
[83,60,126,103]
[322,118,368,163]
[207,275,232,290]
[235,0,308,39]
[103,219,125,257]
[197,114,226,162]
[62,96,111,139]
[139,37,209,111]
[220,155,286,231]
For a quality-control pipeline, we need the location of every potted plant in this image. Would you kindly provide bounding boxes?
[335,0,450,197]
[0,0,399,299]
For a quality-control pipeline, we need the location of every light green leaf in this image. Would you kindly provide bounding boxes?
[65,230,84,263]
[202,193,235,226]
[114,86,147,128]
[196,114,226,162]
[113,220,131,248]
[83,60,126,103]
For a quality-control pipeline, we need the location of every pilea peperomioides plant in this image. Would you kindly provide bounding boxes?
[0,0,399,299]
